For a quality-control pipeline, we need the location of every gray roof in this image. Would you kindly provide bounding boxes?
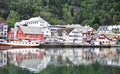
[76,26,93,33]
[20,26,43,34]
[91,34,101,39]
[57,28,74,36]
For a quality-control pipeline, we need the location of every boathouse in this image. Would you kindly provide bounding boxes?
[8,26,44,41]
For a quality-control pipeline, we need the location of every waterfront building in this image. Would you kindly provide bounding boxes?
[90,34,118,45]
[41,27,51,38]
[49,24,81,36]
[108,25,120,34]
[56,28,83,44]
[49,25,66,36]
[14,16,51,38]
[0,21,8,41]
[81,26,96,42]
[105,34,119,45]
[8,26,44,41]
[14,16,50,28]
[97,25,120,34]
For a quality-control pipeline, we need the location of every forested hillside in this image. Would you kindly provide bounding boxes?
[0,0,120,29]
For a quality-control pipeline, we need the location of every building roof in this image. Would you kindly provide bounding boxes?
[91,34,101,39]
[28,16,46,22]
[105,34,119,40]
[97,26,108,31]
[14,16,50,27]
[91,34,118,40]
[20,26,43,34]
[57,28,74,36]
[75,26,93,33]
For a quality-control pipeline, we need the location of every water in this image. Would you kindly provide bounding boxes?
[0,47,120,73]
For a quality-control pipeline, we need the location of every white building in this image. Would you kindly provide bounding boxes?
[68,28,83,44]
[0,21,8,40]
[15,16,50,28]
[41,27,51,38]
[97,25,120,34]
[56,28,83,44]
[14,16,51,38]
[49,25,66,36]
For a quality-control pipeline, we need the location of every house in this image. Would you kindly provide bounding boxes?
[8,26,44,41]
[104,34,119,45]
[49,25,66,36]
[0,21,8,41]
[56,28,83,44]
[79,26,97,43]
[90,34,118,45]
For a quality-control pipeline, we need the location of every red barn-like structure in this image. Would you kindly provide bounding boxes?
[8,26,44,41]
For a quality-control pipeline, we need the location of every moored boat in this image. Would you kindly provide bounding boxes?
[0,40,40,48]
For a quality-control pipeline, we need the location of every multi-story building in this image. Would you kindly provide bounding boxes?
[14,16,51,38]
[49,25,66,36]
[8,26,44,41]
[0,21,8,41]
[56,28,83,44]
[14,16,50,28]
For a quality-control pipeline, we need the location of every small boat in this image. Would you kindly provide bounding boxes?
[0,40,40,48]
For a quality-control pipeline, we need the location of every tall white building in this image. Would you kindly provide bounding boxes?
[15,16,50,28]
[14,16,51,37]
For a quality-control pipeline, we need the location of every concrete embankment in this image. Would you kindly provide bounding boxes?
[1,44,120,50]
[39,44,113,48]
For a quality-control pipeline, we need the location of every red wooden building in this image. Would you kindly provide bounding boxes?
[8,26,44,41]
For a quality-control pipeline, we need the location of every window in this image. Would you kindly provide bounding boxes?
[102,41,104,43]
[4,33,6,35]
[1,33,3,35]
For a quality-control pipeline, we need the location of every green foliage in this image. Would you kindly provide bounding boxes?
[0,0,119,29]
[1,63,120,74]
[6,10,20,28]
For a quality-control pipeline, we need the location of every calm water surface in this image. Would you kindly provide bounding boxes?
[0,47,120,73]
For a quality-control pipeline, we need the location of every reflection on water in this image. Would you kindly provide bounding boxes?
[0,50,7,67]
[0,48,120,73]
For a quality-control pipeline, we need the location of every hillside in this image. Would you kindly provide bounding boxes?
[0,0,120,29]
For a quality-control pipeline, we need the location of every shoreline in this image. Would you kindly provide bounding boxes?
[1,44,120,50]
[39,44,113,48]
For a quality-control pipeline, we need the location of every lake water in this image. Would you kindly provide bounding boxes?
[0,47,120,73]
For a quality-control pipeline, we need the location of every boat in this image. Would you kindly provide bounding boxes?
[0,40,40,48]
